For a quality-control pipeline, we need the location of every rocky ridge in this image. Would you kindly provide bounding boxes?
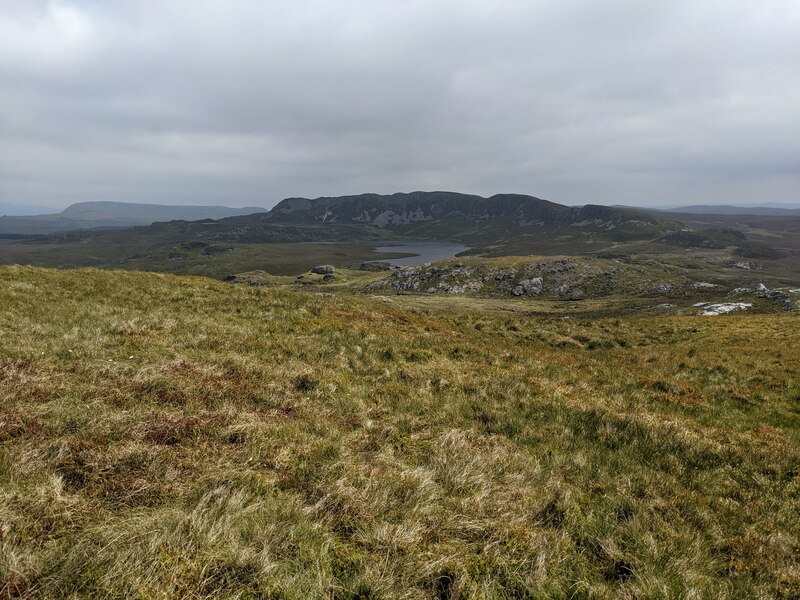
[366,258,800,311]
[368,258,668,299]
[265,191,671,242]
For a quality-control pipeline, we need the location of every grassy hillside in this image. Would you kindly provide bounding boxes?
[0,234,405,278]
[1,266,799,598]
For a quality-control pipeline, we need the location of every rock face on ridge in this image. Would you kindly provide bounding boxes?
[265,191,669,241]
[367,258,637,298]
[364,256,754,301]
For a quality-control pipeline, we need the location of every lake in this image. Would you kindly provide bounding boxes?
[371,241,469,266]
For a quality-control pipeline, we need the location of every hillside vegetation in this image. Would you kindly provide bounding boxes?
[1,266,799,598]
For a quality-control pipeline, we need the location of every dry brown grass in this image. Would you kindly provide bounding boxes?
[0,265,798,598]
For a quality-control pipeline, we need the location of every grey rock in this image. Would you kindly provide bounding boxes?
[443,285,465,294]
[512,278,543,297]
[698,302,752,316]
[651,282,675,294]
[754,283,769,297]
[311,265,336,275]
[492,268,517,282]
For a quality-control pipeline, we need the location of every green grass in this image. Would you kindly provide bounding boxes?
[1,266,799,598]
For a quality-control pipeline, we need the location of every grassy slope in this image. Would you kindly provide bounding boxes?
[1,266,799,598]
[0,239,412,278]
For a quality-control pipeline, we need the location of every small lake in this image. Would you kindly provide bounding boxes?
[371,241,469,266]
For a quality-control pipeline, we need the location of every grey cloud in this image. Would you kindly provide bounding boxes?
[1,0,798,210]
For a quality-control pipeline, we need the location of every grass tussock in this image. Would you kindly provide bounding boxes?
[0,265,799,598]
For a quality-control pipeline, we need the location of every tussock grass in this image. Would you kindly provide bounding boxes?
[0,265,798,598]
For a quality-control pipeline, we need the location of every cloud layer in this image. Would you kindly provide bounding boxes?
[1,0,799,209]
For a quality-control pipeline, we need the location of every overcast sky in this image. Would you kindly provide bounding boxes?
[1,0,798,210]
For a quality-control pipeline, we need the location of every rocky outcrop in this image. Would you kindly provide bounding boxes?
[367,258,629,299]
[311,265,336,275]
[651,282,675,294]
[512,278,543,296]
[371,263,514,295]
[731,261,758,270]
[367,257,701,300]
[696,302,752,316]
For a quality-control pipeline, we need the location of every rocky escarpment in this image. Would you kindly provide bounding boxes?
[265,191,671,241]
[366,258,800,311]
[367,258,671,299]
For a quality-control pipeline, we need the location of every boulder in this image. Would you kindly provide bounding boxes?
[767,290,789,301]
[512,278,543,297]
[311,265,336,275]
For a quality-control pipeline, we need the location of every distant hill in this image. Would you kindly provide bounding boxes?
[664,205,800,216]
[0,201,267,235]
[264,191,673,244]
[0,202,54,216]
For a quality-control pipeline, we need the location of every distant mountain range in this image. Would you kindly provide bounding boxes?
[665,205,800,216]
[0,202,54,216]
[6,196,796,237]
[4,191,795,276]
[2,192,673,243]
[0,201,266,235]
[622,204,800,216]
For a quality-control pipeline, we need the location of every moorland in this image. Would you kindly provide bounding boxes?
[1,192,799,598]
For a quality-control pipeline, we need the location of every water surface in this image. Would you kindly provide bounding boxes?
[371,241,469,266]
